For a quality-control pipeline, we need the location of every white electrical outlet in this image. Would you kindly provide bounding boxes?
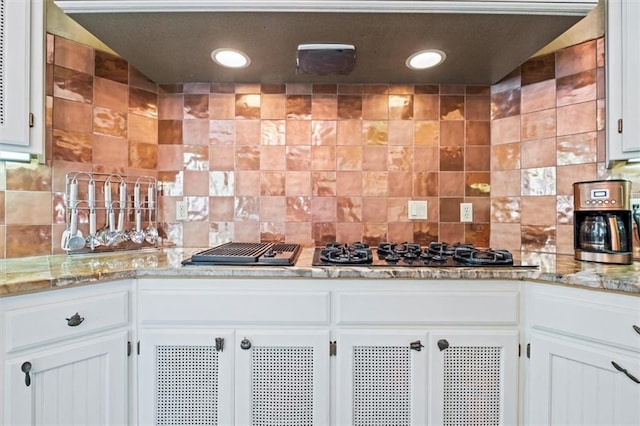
[460,202,473,222]
[408,200,428,220]
[176,200,188,221]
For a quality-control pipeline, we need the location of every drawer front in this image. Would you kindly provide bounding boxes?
[4,291,129,353]
[336,291,519,325]
[530,292,640,351]
[139,290,330,324]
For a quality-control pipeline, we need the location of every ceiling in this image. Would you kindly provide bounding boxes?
[54,1,598,85]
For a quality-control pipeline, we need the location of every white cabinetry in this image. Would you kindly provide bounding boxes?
[0,0,44,156]
[606,0,640,163]
[138,279,521,426]
[336,330,428,425]
[334,285,520,426]
[525,284,640,425]
[0,280,132,425]
[428,330,519,426]
[137,279,331,425]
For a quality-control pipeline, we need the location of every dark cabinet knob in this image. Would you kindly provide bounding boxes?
[437,339,450,351]
[240,337,252,350]
[21,362,32,387]
[65,313,84,327]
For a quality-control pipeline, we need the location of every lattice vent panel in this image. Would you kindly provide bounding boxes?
[251,346,315,425]
[352,345,412,425]
[443,346,502,426]
[156,345,219,426]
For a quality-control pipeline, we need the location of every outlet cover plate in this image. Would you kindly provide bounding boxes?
[408,200,428,220]
[176,200,188,221]
[460,202,473,222]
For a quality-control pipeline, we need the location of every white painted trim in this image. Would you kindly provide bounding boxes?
[55,0,598,16]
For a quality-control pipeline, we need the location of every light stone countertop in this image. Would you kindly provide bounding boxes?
[1,247,639,297]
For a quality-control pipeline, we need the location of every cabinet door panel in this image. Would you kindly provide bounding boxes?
[5,331,128,426]
[138,329,234,426]
[428,330,519,426]
[234,329,330,426]
[0,0,30,147]
[336,330,428,426]
[529,331,640,425]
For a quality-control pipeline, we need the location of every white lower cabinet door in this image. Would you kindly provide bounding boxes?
[5,330,128,426]
[234,329,330,426]
[138,329,235,426]
[428,330,519,426]
[529,331,640,426]
[336,330,429,426]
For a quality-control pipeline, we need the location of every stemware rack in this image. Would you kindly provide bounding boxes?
[62,172,159,254]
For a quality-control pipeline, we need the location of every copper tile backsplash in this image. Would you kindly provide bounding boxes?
[1,34,640,258]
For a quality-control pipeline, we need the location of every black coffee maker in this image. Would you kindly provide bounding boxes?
[574,180,633,265]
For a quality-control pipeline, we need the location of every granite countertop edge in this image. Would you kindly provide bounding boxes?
[1,247,639,297]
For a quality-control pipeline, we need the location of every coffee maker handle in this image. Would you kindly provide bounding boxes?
[608,215,621,251]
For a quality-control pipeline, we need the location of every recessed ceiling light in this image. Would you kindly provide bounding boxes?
[211,48,250,68]
[406,49,446,70]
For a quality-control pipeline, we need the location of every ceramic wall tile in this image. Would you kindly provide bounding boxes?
[54,37,93,74]
[388,172,413,197]
[286,95,312,119]
[93,135,129,168]
[261,94,286,119]
[521,53,555,86]
[414,121,439,146]
[338,95,363,119]
[130,88,158,118]
[557,69,597,108]
[336,171,362,196]
[520,137,556,169]
[491,89,520,120]
[491,197,521,223]
[311,172,335,197]
[336,146,362,171]
[556,40,597,78]
[466,96,490,121]
[94,50,128,84]
[260,171,285,196]
[557,101,597,136]
[129,142,157,170]
[557,132,597,165]
[521,79,556,114]
[260,146,286,171]
[53,66,93,103]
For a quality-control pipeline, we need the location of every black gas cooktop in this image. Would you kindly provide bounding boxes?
[312,241,535,268]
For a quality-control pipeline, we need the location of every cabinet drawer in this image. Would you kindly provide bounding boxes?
[529,290,640,351]
[4,291,129,353]
[139,290,330,324]
[336,291,519,325]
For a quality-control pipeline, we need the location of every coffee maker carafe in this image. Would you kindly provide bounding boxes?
[574,180,632,264]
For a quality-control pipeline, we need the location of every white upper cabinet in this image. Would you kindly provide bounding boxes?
[606,0,640,164]
[0,0,44,158]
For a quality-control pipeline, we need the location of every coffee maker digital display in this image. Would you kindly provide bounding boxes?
[574,180,632,264]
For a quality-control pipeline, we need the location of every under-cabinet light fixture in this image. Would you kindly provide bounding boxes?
[0,151,32,163]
